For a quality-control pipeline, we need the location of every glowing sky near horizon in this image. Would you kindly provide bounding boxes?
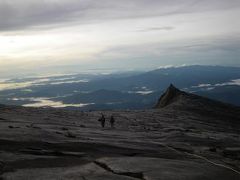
[0,0,240,76]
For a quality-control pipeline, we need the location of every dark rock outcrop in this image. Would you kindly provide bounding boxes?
[155,84,240,123]
[0,161,4,174]
[155,84,184,108]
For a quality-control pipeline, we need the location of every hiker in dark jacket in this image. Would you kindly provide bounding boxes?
[110,115,115,129]
[98,114,105,128]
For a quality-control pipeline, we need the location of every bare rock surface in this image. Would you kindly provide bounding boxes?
[2,162,138,180]
[0,85,240,179]
[96,157,240,180]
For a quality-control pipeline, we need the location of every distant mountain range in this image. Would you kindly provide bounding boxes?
[0,65,240,109]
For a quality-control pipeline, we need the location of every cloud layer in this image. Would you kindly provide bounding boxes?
[1,0,240,32]
[0,0,240,76]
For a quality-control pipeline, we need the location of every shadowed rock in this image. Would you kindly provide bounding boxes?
[65,131,76,138]
[155,84,184,108]
[155,84,240,122]
[0,161,4,175]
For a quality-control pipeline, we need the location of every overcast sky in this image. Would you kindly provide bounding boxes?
[0,0,240,77]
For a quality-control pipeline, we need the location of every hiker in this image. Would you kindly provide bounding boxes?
[110,115,115,129]
[98,114,105,128]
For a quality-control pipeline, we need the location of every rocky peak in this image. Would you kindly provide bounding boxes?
[155,84,184,108]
